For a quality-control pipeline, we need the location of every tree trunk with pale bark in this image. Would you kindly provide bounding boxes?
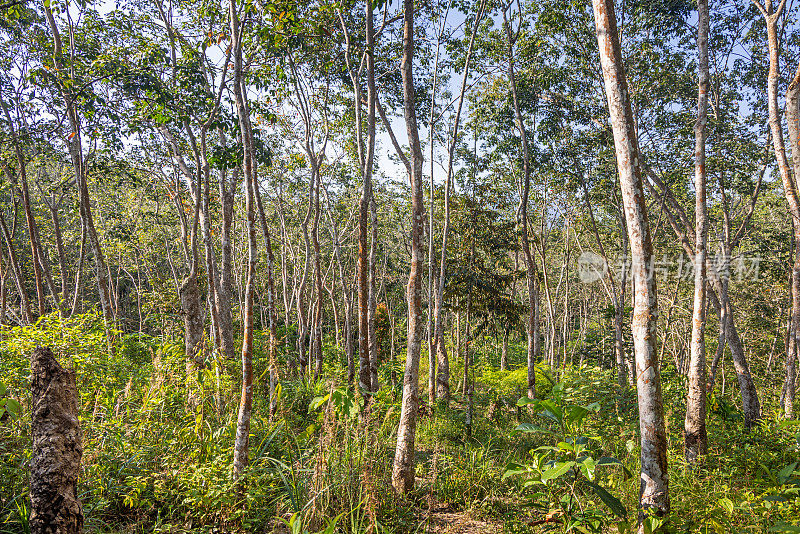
[592,0,670,521]
[685,0,710,463]
[392,0,425,493]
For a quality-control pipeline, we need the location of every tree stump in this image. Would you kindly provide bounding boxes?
[30,346,83,534]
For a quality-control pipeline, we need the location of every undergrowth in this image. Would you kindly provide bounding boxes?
[0,312,798,533]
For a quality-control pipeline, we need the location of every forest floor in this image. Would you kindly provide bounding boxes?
[1,319,800,533]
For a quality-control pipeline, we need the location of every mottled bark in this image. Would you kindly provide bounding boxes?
[230,0,256,479]
[754,0,800,419]
[392,0,425,493]
[783,66,800,418]
[30,347,83,534]
[592,0,670,521]
[685,0,709,463]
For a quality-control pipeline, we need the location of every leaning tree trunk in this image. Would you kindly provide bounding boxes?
[709,274,761,428]
[684,0,709,463]
[30,347,83,534]
[392,0,425,493]
[592,0,670,523]
[757,0,800,420]
[432,0,483,401]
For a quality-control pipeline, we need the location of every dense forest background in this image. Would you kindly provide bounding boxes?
[2,0,800,532]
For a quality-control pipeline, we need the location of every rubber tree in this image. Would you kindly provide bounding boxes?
[591,0,670,522]
[392,0,426,493]
[684,0,710,463]
[753,0,800,419]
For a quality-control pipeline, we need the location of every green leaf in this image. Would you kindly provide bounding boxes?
[516,397,537,406]
[0,382,6,397]
[778,419,800,430]
[309,394,330,412]
[717,497,734,515]
[770,525,800,533]
[566,405,590,428]
[5,398,21,418]
[502,462,529,479]
[585,480,627,518]
[778,462,798,485]
[538,399,563,424]
[316,509,347,534]
[578,456,597,481]
[540,461,574,483]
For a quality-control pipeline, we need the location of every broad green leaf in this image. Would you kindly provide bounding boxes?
[585,480,627,518]
[541,461,574,483]
[309,394,330,412]
[566,405,590,428]
[502,462,529,479]
[717,497,734,515]
[778,462,798,485]
[5,398,21,417]
[578,456,597,481]
[538,399,563,424]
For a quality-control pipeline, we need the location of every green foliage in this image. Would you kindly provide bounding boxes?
[505,381,628,532]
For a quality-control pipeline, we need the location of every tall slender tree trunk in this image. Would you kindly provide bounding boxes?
[755,0,800,419]
[783,66,800,419]
[230,0,256,478]
[685,0,710,463]
[217,156,237,363]
[710,274,762,428]
[0,109,54,317]
[255,182,279,419]
[504,6,537,403]
[368,195,379,391]
[47,200,70,312]
[592,0,670,521]
[312,166,324,379]
[392,0,425,493]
